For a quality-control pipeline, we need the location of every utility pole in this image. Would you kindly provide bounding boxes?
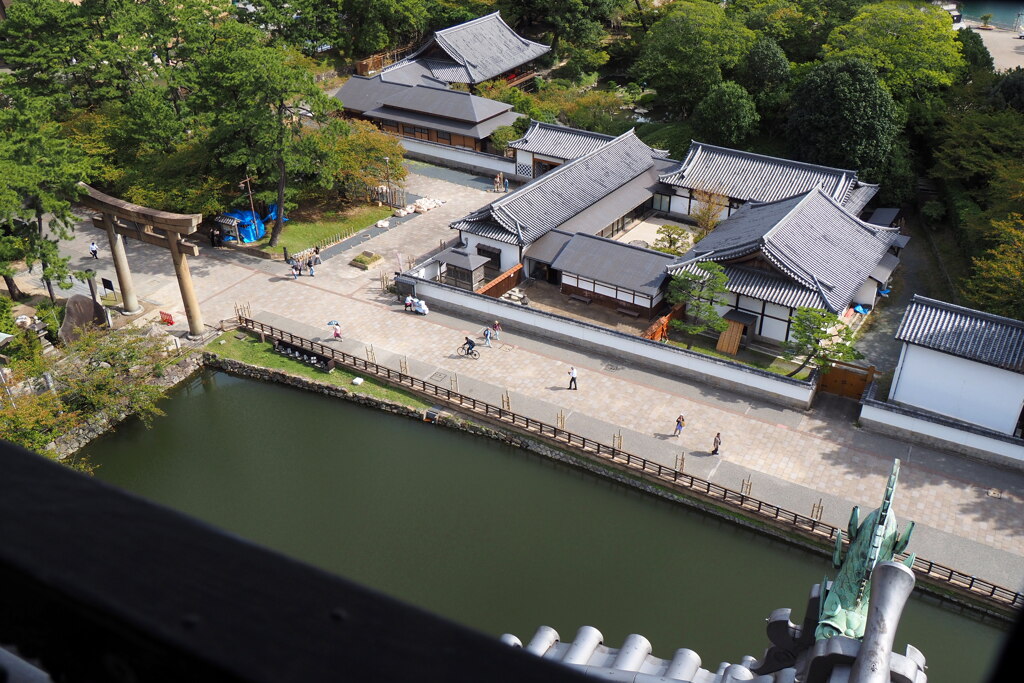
[383,156,391,206]
[239,176,258,223]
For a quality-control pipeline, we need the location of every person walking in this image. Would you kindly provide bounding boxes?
[483,327,492,347]
[567,366,577,390]
[89,242,99,259]
[711,432,721,455]
[307,258,315,277]
[291,264,299,280]
[492,320,502,340]
[313,246,322,265]
[674,414,686,437]
[332,323,342,340]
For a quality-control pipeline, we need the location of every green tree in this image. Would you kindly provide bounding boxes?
[962,215,1024,320]
[786,58,899,173]
[693,82,760,146]
[736,37,790,101]
[632,1,755,115]
[196,22,338,245]
[0,79,92,301]
[822,1,964,100]
[0,0,88,101]
[990,68,1024,114]
[341,0,429,57]
[652,224,691,256]
[488,125,520,154]
[666,262,731,346]
[782,307,861,376]
[956,27,994,76]
[298,119,408,202]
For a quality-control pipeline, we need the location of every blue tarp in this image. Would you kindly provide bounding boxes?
[263,203,288,225]
[221,209,266,244]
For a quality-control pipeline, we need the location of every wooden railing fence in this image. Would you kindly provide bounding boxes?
[235,315,1023,614]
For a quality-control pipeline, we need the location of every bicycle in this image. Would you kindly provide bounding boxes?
[456,344,480,359]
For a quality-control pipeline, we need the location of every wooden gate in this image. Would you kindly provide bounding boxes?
[818,362,876,399]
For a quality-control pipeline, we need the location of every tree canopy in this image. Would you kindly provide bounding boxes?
[666,262,731,345]
[782,307,861,376]
[632,1,755,115]
[822,1,964,100]
[786,58,900,174]
[693,82,760,146]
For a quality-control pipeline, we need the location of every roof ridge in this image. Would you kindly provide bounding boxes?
[688,140,860,177]
[492,129,646,208]
[909,295,1024,329]
[436,10,502,36]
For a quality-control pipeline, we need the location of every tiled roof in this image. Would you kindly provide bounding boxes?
[660,141,874,210]
[451,130,659,245]
[550,234,674,296]
[335,75,409,114]
[668,188,902,313]
[896,296,1024,374]
[376,60,443,86]
[508,120,617,160]
[363,105,521,139]
[395,12,550,85]
[672,262,826,310]
[524,229,573,263]
[377,84,514,123]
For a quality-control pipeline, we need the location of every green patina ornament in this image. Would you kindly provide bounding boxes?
[815,459,916,641]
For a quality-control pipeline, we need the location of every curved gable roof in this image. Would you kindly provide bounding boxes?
[452,130,659,245]
[673,189,903,313]
[660,141,877,209]
[397,12,550,85]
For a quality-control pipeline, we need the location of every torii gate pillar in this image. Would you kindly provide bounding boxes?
[99,213,142,315]
[78,183,205,339]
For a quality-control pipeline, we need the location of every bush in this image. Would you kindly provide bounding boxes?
[692,82,759,146]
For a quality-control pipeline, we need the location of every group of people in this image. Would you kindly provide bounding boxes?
[404,296,429,315]
[492,172,509,193]
[288,247,322,280]
[462,320,503,353]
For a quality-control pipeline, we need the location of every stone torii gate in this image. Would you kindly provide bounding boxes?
[77,183,205,338]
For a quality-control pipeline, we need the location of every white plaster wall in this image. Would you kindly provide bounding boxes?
[890,345,1024,435]
[400,138,516,176]
[515,149,533,169]
[860,402,1024,466]
[411,278,816,406]
[761,316,789,342]
[459,233,521,272]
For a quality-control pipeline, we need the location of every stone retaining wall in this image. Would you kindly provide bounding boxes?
[54,354,204,458]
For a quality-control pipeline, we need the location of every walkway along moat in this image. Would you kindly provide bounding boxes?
[85,370,1007,683]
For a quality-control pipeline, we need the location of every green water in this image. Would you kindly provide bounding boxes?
[962,2,1024,27]
[85,371,1007,681]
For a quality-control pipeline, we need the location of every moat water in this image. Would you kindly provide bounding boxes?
[85,371,1007,682]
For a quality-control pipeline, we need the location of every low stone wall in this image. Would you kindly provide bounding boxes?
[202,354,827,552]
[54,354,204,458]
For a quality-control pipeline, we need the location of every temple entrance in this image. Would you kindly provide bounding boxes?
[77,183,204,338]
[818,362,876,400]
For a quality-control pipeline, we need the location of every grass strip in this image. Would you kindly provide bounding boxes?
[207,331,433,410]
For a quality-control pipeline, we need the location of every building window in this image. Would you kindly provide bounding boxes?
[380,119,398,132]
[653,194,671,213]
[437,131,451,143]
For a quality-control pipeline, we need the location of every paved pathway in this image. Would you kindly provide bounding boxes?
[14,169,1024,590]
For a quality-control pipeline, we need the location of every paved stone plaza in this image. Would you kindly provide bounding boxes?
[18,168,1024,590]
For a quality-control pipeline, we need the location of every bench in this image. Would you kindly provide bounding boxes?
[569,294,592,305]
[616,307,641,318]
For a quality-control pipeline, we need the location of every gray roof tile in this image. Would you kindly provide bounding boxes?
[896,296,1024,374]
[377,84,513,123]
[660,141,875,209]
[670,188,902,313]
[508,120,617,160]
[550,233,674,296]
[396,12,550,85]
[452,130,659,245]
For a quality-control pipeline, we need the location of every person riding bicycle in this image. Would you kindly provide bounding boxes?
[463,336,476,353]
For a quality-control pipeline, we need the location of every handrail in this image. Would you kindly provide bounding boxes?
[235,316,1023,613]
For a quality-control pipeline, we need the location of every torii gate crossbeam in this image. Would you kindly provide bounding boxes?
[77,183,205,338]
